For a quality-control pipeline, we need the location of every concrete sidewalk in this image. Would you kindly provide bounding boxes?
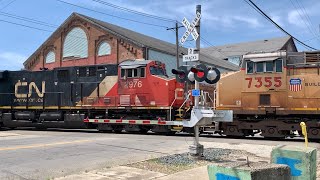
[55,165,208,180]
[155,166,208,180]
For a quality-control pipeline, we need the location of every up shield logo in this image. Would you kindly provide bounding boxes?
[289,78,302,92]
[14,80,46,98]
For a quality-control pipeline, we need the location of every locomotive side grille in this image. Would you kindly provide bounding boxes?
[89,67,96,76]
[120,95,130,106]
[57,70,70,82]
[305,52,320,63]
[79,67,86,77]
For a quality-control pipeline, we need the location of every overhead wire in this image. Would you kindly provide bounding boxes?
[91,0,176,23]
[0,0,16,10]
[244,0,317,50]
[0,12,58,28]
[289,0,320,44]
[55,0,169,29]
[0,19,52,32]
[294,0,316,32]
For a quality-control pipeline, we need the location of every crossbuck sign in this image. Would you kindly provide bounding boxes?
[180,11,201,45]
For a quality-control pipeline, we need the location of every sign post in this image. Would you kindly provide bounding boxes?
[193,5,202,157]
[179,5,203,157]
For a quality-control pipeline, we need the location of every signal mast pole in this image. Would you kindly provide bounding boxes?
[192,4,202,156]
[194,5,201,109]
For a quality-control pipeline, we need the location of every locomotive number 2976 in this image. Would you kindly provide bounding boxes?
[245,77,282,88]
[124,80,143,88]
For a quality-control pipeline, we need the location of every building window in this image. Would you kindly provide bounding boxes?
[259,94,270,105]
[45,51,55,63]
[266,61,273,72]
[97,41,111,56]
[63,27,88,59]
[256,62,264,73]
[275,59,283,72]
[228,56,241,66]
[246,61,254,74]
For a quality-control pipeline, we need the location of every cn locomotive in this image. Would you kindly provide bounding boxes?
[0,60,187,134]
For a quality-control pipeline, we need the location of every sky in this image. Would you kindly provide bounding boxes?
[0,0,320,70]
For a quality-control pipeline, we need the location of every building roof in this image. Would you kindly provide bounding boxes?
[78,13,239,71]
[201,36,295,61]
[24,13,238,71]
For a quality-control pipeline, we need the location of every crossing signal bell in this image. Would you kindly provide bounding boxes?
[172,64,220,84]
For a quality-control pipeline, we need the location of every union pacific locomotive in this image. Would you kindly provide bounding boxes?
[0,60,185,134]
[216,51,320,140]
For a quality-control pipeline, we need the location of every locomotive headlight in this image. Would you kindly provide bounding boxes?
[187,71,195,82]
[207,69,217,81]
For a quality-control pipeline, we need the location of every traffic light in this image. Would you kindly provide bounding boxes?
[172,64,221,84]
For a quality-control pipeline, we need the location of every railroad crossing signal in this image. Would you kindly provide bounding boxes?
[180,11,201,45]
[171,64,221,84]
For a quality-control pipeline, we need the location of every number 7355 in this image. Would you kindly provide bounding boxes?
[245,77,282,88]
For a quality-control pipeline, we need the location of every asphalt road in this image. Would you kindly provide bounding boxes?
[0,129,319,180]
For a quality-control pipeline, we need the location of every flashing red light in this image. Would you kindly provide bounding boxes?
[197,71,204,78]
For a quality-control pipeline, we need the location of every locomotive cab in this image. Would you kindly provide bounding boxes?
[117,60,180,107]
[217,51,287,115]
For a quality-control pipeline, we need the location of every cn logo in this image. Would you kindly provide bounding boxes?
[15,80,46,98]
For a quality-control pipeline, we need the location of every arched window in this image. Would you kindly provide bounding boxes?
[97,41,111,56]
[45,51,55,63]
[63,27,88,59]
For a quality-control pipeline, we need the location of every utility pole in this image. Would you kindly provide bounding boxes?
[167,23,183,69]
[176,21,179,67]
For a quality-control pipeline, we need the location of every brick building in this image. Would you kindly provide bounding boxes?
[23,13,238,75]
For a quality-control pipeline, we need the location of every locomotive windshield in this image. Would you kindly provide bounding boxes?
[150,66,166,76]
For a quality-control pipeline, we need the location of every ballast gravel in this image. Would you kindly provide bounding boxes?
[157,148,232,165]
[128,148,252,174]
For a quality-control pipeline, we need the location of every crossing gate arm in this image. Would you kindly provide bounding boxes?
[84,109,232,127]
[83,118,183,126]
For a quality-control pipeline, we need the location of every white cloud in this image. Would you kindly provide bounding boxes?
[288,10,303,27]
[270,15,283,26]
[202,14,261,29]
[0,52,27,70]
[232,16,261,28]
